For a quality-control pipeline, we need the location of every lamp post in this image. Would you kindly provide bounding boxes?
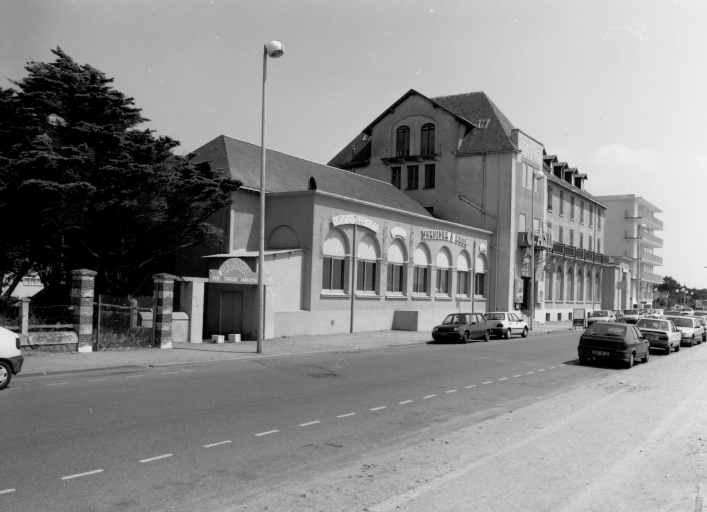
[680,287,686,309]
[529,169,544,331]
[257,40,285,354]
[636,223,646,309]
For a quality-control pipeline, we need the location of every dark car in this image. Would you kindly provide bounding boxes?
[578,321,650,368]
[432,313,490,343]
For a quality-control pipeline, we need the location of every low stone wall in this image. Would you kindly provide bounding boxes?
[20,331,79,352]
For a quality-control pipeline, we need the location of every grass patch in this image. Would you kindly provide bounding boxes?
[96,327,154,350]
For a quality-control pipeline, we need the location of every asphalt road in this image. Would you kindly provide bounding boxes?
[1,330,621,511]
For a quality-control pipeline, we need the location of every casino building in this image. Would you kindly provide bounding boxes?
[170,136,492,341]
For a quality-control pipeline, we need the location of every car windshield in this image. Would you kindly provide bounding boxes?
[485,313,506,320]
[668,317,693,328]
[585,324,627,337]
[636,319,668,331]
[624,310,639,315]
[592,311,609,317]
[442,314,469,325]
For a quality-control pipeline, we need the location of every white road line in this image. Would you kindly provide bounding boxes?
[549,366,556,369]
[255,430,279,437]
[526,372,534,374]
[513,375,521,378]
[140,454,173,463]
[337,413,355,418]
[538,369,545,372]
[46,383,67,386]
[88,379,109,382]
[560,364,565,367]
[483,381,493,384]
[370,406,387,411]
[465,385,476,388]
[499,378,508,381]
[61,469,104,480]
[0,489,16,495]
[126,375,144,379]
[204,440,231,448]
[423,394,436,399]
[181,369,196,372]
[445,389,458,393]
[299,421,320,427]
[162,372,179,375]
[399,400,413,404]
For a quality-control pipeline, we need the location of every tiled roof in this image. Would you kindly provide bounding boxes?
[328,133,371,169]
[431,92,518,154]
[192,136,433,217]
[542,164,606,208]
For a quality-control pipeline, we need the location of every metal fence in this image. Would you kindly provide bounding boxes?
[94,295,156,350]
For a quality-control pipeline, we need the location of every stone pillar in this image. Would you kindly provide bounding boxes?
[20,297,30,335]
[153,273,175,349]
[180,280,204,343]
[71,269,96,353]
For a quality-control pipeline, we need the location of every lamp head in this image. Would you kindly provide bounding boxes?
[266,40,285,58]
[533,169,544,180]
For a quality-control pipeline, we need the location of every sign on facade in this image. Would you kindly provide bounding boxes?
[391,227,407,240]
[331,215,380,233]
[421,229,468,248]
[209,258,257,284]
[514,278,524,303]
[545,263,555,272]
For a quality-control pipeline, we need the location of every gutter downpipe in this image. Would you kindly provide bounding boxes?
[350,223,357,333]
[495,155,501,312]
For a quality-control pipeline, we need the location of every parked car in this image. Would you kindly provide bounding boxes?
[685,316,707,342]
[648,309,664,318]
[0,325,23,390]
[578,322,650,368]
[664,316,704,347]
[484,312,529,339]
[613,310,627,323]
[623,309,645,324]
[587,310,617,326]
[432,313,491,343]
[635,318,681,354]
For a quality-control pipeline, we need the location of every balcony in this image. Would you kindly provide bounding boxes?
[552,243,610,264]
[381,151,441,165]
[640,251,663,265]
[625,208,664,230]
[639,272,663,284]
[624,230,663,247]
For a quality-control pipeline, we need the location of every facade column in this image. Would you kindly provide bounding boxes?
[153,273,176,349]
[71,269,96,353]
[20,297,30,336]
[180,280,204,343]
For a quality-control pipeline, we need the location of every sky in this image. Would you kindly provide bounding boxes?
[2,0,706,288]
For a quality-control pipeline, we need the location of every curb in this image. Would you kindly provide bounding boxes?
[16,364,147,379]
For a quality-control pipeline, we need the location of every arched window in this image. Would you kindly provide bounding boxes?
[578,269,584,302]
[268,225,300,249]
[396,126,410,157]
[567,267,574,301]
[386,239,406,294]
[457,251,471,296]
[413,244,430,294]
[322,229,347,291]
[586,271,592,302]
[421,123,435,155]
[357,234,379,293]
[474,253,487,297]
[595,272,601,302]
[556,266,564,301]
[435,248,451,295]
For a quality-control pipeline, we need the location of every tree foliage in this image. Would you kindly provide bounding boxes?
[0,47,240,299]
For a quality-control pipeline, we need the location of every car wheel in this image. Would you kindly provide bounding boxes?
[579,356,588,365]
[625,353,634,369]
[483,330,490,342]
[504,329,511,340]
[665,346,671,355]
[462,331,470,344]
[675,343,680,352]
[521,327,528,338]
[690,336,695,347]
[0,361,11,390]
[643,350,649,364]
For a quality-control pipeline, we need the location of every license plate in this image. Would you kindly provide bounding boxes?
[592,350,610,356]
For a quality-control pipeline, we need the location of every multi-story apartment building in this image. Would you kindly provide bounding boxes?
[593,194,664,309]
[329,89,613,322]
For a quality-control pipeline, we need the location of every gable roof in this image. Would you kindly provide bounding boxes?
[431,91,518,154]
[542,164,606,209]
[192,135,433,217]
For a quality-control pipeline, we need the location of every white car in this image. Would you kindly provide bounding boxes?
[587,310,616,325]
[0,325,24,390]
[484,312,529,339]
[664,316,704,347]
[636,318,681,354]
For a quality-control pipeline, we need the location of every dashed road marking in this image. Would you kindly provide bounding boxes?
[538,369,545,372]
[204,440,231,448]
[140,454,172,463]
[549,366,556,369]
[526,372,534,374]
[126,375,144,379]
[513,375,521,378]
[61,469,104,480]
[0,489,16,495]
[446,389,458,393]
[370,406,387,411]
[88,379,109,382]
[181,369,196,372]
[337,413,355,418]
[255,430,279,437]
[162,372,179,375]
[465,385,476,388]
[483,381,492,384]
[423,395,436,399]
[299,421,320,427]
[499,378,508,381]
[399,400,413,404]
[560,364,566,367]
[46,383,67,386]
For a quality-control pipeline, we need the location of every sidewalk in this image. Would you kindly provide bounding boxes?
[18,325,575,376]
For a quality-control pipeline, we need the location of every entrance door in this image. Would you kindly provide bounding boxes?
[521,277,531,311]
[220,291,243,335]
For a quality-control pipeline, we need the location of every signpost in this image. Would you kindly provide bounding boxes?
[573,308,586,329]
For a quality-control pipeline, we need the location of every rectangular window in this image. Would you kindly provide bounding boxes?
[522,163,529,189]
[406,165,419,190]
[474,273,485,297]
[570,229,574,247]
[547,184,553,211]
[560,191,564,215]
[580,201,584,224]
[518,213,527,234]
[570,196,575,221]
[598,210,603,230]
[580,233,584,250]
[589,204,594,227]
[424,164,435,188]
[457,271,469,295]
[559,226,564,244]
[356,261,376,292]
[322,257,345,291]
[589,235,593,252]
[387,263,404,293]
[413,266,427,293]
[391,167,401,189]
[598,239,602,254]
[436,268,449,295]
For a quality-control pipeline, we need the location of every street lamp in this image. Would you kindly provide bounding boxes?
[257,40,285,354]
[636,223,646,309]
[680,287,686,309]
[529,169,544,331]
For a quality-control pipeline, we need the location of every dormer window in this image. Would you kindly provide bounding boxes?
[396,126,410,157]
[421,123,435,155]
